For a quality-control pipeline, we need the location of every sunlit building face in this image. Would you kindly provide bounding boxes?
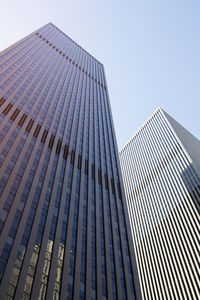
[119,108,200,300]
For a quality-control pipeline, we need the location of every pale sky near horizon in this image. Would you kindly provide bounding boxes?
[0,0,199,150]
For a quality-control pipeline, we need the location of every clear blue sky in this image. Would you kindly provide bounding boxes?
[0,0,199,149]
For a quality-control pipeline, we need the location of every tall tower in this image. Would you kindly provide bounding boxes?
[0,23,141,300]
[119,108,199,299]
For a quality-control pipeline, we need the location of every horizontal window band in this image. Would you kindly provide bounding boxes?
[0,97,121,197]
[33,124,41,138]
[26,119,34,132]
[2,103,13,116]
[56,139,62,155]
[35,32,107,91]
[98,169,102,185]
[104,174,108,190]
[10,108,20,121]
[63,145,69,160]
[18,113,27,127]
[48,134,55,149]
[111,178,115,195]
[70,149,75,165]
[41,129,48,143]
[0,97,6,107]
[85,159,88,174]
[77,155,82,170]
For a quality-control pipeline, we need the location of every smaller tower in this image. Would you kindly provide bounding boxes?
[119,108,199,300]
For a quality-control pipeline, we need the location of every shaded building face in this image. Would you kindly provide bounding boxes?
[0,23,140,300]
[119,108,200,300]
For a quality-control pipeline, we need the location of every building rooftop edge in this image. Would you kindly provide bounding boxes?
[48,22,103,66]
[119,107,163,154]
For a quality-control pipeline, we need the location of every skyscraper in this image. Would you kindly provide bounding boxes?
[119,108,199,299]
[0,23,141,300]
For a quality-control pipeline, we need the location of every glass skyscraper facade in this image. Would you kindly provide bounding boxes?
[0,23,141,300]
[119,108,199,300]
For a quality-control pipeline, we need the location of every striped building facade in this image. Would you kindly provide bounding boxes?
[119,108,199,299]
[0,23,141,300]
